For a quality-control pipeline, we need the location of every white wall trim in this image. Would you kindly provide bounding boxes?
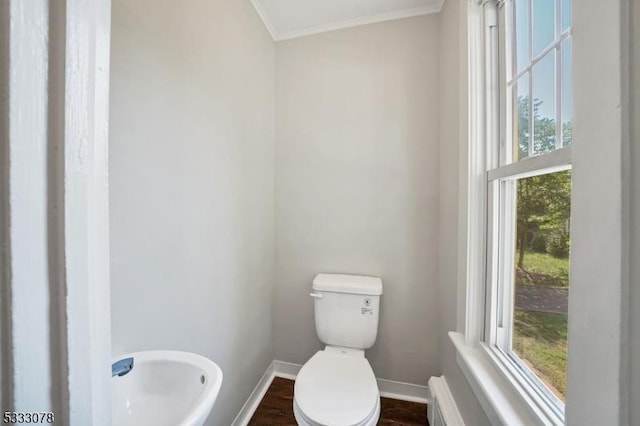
[5,0,54,412]
[231,359,430,425]
[463,0,488,346]
[377,378,429,404]
[250,0,444,41]
[248,0,278,41]
[63,0,112,423]
[230,362,277,426]
[2,0,112,421]
[272,360,302,380]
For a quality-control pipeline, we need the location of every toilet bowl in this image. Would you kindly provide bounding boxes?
[293,349,380,426]
[293,274,383,426]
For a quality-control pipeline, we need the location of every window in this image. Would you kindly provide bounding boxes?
[483,0,572,421]
[453,0,626,424]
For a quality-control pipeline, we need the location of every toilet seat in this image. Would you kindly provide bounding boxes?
[293,397,380,426]
[293,350,380,426]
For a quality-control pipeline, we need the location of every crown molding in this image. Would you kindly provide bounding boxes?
[250,0,445,42]
[249,0,278,40]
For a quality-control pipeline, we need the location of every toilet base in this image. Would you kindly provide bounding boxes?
[292,396,380,426]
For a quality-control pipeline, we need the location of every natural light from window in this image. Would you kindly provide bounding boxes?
[512,170,571,400]
[490,0,572,413]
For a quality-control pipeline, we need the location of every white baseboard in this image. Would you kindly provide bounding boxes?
[232,359,430,425]
[378,378,429,403]
[230,361,276,426]
[272,360,301,380]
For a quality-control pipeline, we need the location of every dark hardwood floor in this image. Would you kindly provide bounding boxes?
[248,377,429,425]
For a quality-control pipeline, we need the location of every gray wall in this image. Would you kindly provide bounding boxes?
[108,1,640,423]
[437,0,491,424]
[108,1,275,424]
[273,16,441,385]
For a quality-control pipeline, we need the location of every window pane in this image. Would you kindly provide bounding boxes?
[515,0,530,72]
[532,0,555,57]
[532,52,556,154]
[561,0,571,32]
[561,38,572,147]
[514,73,530,161]
[513,169,571,401]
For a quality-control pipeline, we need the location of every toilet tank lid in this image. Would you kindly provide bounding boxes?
[312,273,383,295]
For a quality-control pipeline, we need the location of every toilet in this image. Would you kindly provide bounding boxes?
[293,273,383,426]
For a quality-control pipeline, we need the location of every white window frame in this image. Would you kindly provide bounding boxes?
[488,0,572,416]
[450,1,573,425]
[452,0,627,424]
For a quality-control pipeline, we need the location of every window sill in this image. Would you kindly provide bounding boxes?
[449,332,562,426]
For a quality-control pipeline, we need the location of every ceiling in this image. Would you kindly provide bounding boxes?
[250,0,445,41]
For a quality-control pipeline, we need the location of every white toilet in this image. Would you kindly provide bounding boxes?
[293,273,383,426]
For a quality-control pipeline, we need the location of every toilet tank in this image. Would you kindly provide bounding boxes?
[311,273,383,350]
